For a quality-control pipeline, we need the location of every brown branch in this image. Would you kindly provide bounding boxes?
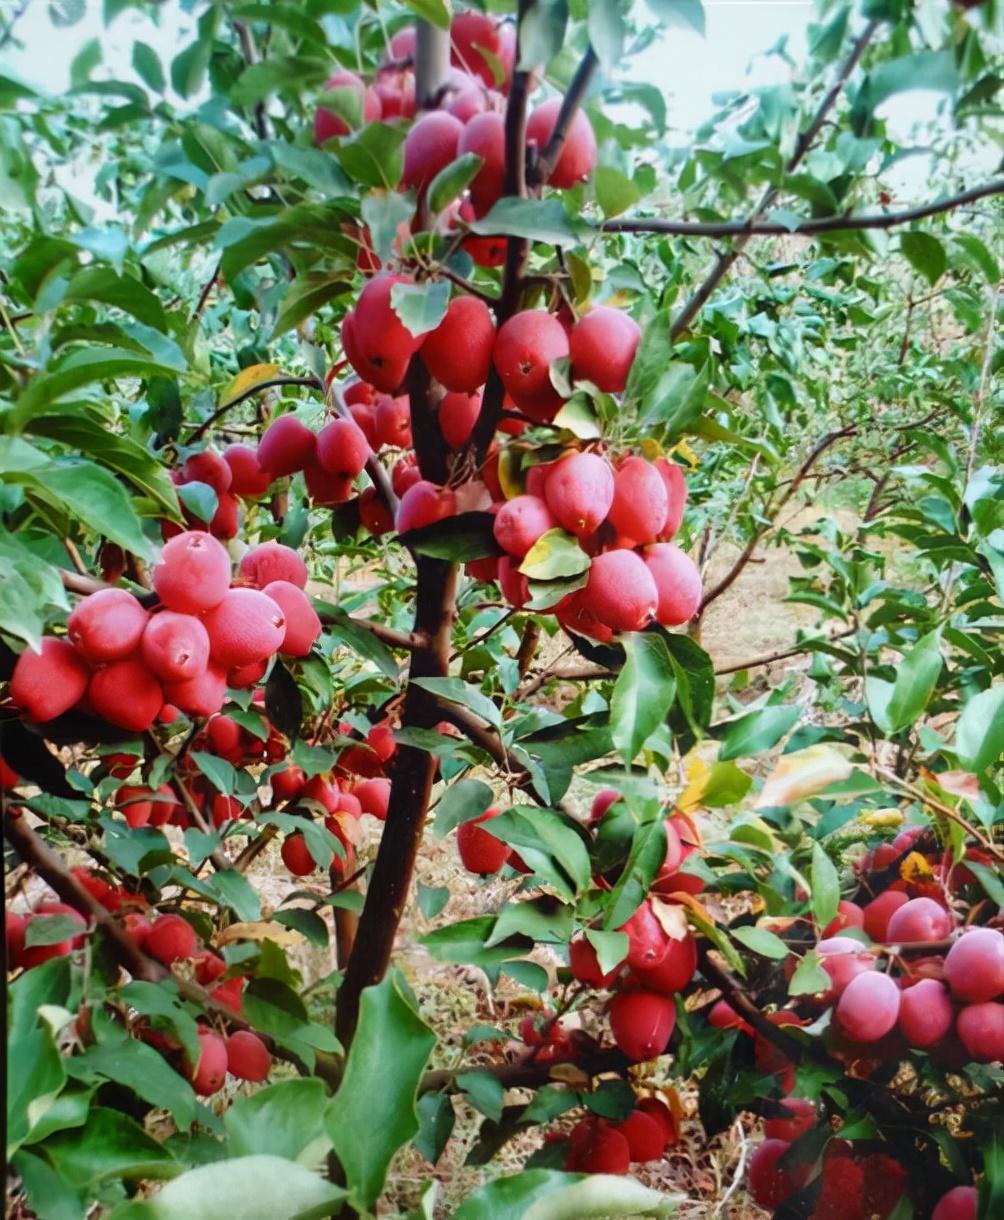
[518,663,611,699]
[712,625,858,676]
[515,619,541,679]
[185,376,324,446]
[874,768,1004,863]
[420,1046,628,1095]
[317,605,427,652]
[528,45,599,189]
[605,177,1004,240]
[60,569,158,608]
[700,426,856,611]
[435,264,500,304]
[191,259,222,322]
[669,19,879,339]
[468,0,534,459]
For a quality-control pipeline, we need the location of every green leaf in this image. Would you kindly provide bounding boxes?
[14,348,184,420]
[70,37,101,87]
[68,1040,197,1131]
[701,760,752,808]
[204,870,261,922]
[317,605,400,679]
[603,819,667,930]
[956,686,1004,773]
[132,42,165,92]
[402,0,451,28]
[413,1092,455,1164]
[417,882,450,919]
[190,751,239,796]
[434,777,495,839]
[109,1156,343,1220]
[327,970,436,1210]
[788,951,831,997]
[953,233,999,284]
[176,481,217,524]
[455,1169,678,1219]
[456,1071,505,1123]
[44,1108,177,1187]
[639,358,711,440]
[225,1080,331,1164]
[519,0,569,70]
[24,914,85,947]
[231,56,327,106]
[644,0,705,36]
[809,843,840,931]
[733,925,789,960]
[585,929,629,975]
[391,279,451,338]
[610,632,676,764]
[273,276,350,338]
[428,153,485,213]
[469,197,582,247]
[265,659,303,742]
[242,978,310,1040]
[593,166,640,219]
[402,511,501,562]
[12,1149,84,1220]
[360,191,414,263]
[336,123,407,191]
[900,232,947,287]
[26,414,180,515]
[488,896,573,947]
[881,629,943,734]
[37,459,154,561]
[488,807,592,900]
[7,1026,67,1155]
[272,908,330,948]
[719,706,800,761]
[519,529,590,580]
[411,677,502,731]
[588,0,626,71]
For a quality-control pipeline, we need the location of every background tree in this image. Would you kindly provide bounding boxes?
[2,0,1003,1217]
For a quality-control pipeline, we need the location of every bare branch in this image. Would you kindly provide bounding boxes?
[328,378,400,517]
[700,426,856,611]
[670,19,879,339]
[186,376,324,446]
[604,178,1004,241]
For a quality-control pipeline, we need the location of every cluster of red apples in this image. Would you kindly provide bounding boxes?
[8,535,321,730]
[734,826,1002,1218]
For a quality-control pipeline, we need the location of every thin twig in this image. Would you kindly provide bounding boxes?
[606,177,1004,240]
[328,379,400,516]
[185,376,323,446]
[874,768,1004,863]
[670,20,879,339]
[192,259,222,321]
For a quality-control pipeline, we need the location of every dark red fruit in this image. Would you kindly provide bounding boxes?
[457,809,509,875]
[608,988,676,1060]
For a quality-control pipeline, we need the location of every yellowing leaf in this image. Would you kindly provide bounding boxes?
[859,807,904,828]
[676,753,709,814]
[220,363,281,408]
[900,851,934,883]
[650,899,689,941]
[669,438,700,469]
[216,920,304,947]
[549,1062,591,1087]
[638,437,664,462]
[497,446,525,501]
[755,745,853,809]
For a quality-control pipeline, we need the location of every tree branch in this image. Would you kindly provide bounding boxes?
[468,0,534,458]
[185,376,324,446]
[712,626,857,676]
[420,1046,628,1095]
[603,177,1004,240]
[669,19,879,339]
[700,426,856,611]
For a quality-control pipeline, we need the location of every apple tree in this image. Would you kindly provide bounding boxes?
[2,0,1003,1216]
